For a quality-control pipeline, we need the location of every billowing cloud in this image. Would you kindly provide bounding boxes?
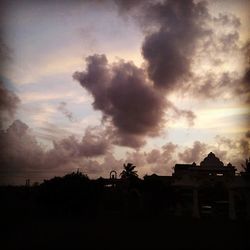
[0,120,110,184]
[115,0,248,102]
[72,0,250,150]
[213,135,250,170]
[79,126,110,157]
[0,120,45,184]
[73,54,166,148]
[99,152,124,174]
[1,120,249,184]
[140,0,209,90]
[146,149,161,164]
[147,142,178,175]
[43,126,110,167]
[178,141,207,163]
[177,136,250,169]
[115,0,218,94]
[73,1,223,148]
[189,72,239,100]
[73,54,197,148]
[187,11,249,101]
[124,142,178,176]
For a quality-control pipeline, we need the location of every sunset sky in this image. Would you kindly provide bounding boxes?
[0,0,249,185]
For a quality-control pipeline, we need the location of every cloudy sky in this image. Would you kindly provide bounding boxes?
[0,0,249,185]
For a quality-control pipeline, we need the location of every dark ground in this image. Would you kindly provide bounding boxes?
[1,174,249,250]
[2,214,249,249]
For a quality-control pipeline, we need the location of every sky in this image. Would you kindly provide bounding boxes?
[0,0,249,185]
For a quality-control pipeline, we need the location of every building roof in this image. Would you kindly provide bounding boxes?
[174,152,236,176]
[200,152,224,168]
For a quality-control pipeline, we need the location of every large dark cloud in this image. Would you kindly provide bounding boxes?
[75,1,236,148]
[140,0,209,90]
[73,54,166,148]
[118,0,248,102]
[73,54,197,148]
[72,0,250,150]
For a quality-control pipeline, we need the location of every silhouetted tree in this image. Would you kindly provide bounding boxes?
[120,163,138,179]
[242,158,250,173]
[37,171,96,217]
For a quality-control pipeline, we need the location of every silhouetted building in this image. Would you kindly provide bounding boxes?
[145,152,249,220]
[173,152,236,178]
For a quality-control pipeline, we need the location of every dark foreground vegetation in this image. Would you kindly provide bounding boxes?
[1,166,250,249]
[2,213,248,249]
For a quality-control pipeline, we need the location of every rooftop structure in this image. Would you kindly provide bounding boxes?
[173,152,236,178]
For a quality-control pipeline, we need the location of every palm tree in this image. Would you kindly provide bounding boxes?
[120,163,138,179]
